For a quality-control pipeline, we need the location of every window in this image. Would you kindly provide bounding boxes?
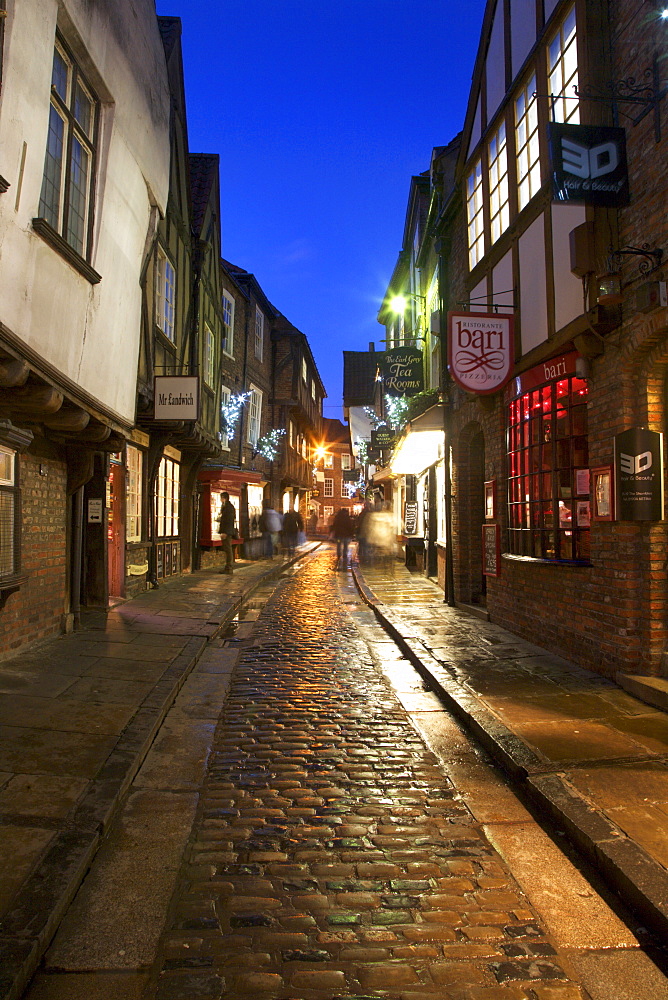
[311,379,316,401]
[488,121,509,244]
[0,446,17,578]
[38,38,97,258]
[247,387,262,447]
[126,446,143,543]
[324,478,334,497]
[340,481,350,499]
[466,159,484,269]
[222,294,234,356]
[341,454,352,471]
[324,506,334,521]
[507,375,589,561]
[515,76,541,211]
[548,5,579,125]
[156,247,176,342]
[288,420,295,448]
[254,307,264,361]
[204,323,215,387]
[324,454,334,469]
[220,385,231,449]
[155,457,180,538]
[302,357,308,383]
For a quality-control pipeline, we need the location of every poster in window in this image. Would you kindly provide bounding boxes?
[592,466,613,521]
[165,542,172,577]
[482,524,500,577]
[575,468,590,496]
[576,500,591,528]
[156,543,164,578]
[172,542,180,574]
[484,480,496,520]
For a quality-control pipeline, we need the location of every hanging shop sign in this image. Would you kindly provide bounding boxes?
[548,123,630,206]
[371,425,395,450]
[154,376,199,420]
[381,348,423,397]
[448,312,514,395]
[614,427,664,521]
[342,470,359,483]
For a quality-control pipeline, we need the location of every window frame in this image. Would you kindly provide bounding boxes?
[254,306,264,361]
[341,453,352,471]
[125,445,143,543]
[220,384,231,450]
[324,478,334,498]
[466,159,484,270]
[222,293,235,357]
[37,35,98,262]
[155,245,176,342]
[203,322,215,388]
[488,119,509,245]
[515,75,541,212]
[547,4,579,125]
[155,456,180,539]
[0,445,18,580]
[506,373,590,563]
[247,386,262,447]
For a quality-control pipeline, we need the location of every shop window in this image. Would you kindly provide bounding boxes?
[548,5,579,125]
[126,445,143,542]
[507,375,589,561]
[156,456,180,538]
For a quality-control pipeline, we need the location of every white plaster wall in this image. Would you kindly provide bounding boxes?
[552,204,586,334]
[485,0,506,126]
[0,0,170,423]
[492,250,514,310]
[519,214,548,353]
[510,0,536,78]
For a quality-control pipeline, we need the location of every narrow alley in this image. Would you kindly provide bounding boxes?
[17,549,668,1000]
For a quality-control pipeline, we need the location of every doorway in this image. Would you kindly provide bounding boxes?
[107,459,125,600]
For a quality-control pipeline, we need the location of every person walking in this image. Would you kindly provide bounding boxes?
[218,491,237,574]
[331,507,354,569]
[282,507,304,558]
[259,499,282,559]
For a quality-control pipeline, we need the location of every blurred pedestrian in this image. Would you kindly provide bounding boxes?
[282,507,304,557]
[259,499,282,559]
[331,507,355,569]
[217,491,237,574]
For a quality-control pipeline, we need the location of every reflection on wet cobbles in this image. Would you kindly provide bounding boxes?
[149,552,590,999]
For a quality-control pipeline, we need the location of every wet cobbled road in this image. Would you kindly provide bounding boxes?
[145,553,596,1000]
[25,549,668,999]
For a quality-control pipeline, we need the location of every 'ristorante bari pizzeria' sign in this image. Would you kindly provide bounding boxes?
[448,312,514,395]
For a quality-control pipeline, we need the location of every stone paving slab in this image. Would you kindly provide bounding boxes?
[0,546,319,1000]
[352,563,668,942]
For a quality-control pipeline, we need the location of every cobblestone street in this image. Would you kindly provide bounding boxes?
[23,550,668,999]
[140,552,641,1000]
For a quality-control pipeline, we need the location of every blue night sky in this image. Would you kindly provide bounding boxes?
[154,0,487,420]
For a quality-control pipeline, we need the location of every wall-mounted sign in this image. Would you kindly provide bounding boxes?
[371,426,395,450]
[448,312,514,395]
[614,428,664,521]
[548,123,630,206]
[404,501,418,535]
[154,376,200,420]
[342,470,359,483]
[482,523,501,577]
[88,498,103,523]
[381,348,423,397]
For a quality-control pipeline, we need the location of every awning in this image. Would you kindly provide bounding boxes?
[389,403,445,476]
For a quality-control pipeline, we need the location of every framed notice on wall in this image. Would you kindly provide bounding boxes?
[484,480,496,520]
[482,523,500,577]
[592,465,613,521]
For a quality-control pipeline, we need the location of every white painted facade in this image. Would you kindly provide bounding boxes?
[0,0,170,424]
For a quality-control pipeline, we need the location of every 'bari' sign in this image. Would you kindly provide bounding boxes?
[448,312,514,395]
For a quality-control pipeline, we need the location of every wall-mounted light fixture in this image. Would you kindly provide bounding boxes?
[596,244,663,304]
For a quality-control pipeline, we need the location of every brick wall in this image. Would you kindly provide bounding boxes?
[0,449,68,659]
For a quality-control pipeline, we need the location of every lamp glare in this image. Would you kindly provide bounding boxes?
[390,295,407,314]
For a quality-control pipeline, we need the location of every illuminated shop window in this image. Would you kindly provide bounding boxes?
[156,457,180,538]
[548,5,579,124]
[515,75,540,211]
[126,445,143,542]
[507,375,590,561]
[488,121,509,244]
[466,159,484,269]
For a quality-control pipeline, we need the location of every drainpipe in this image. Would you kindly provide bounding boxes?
[436,239,456,607]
